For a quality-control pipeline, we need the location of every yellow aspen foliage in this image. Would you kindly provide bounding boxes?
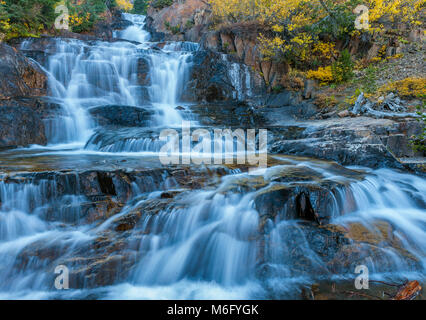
[380,77,426,98]
[116,0,133,11]
[210,0,425,64]
[306,66,334,85]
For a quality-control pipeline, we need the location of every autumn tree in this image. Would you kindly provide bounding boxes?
[210,0,425,71]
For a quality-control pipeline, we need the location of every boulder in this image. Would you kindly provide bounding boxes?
[0,106,47,148]
[183,50,263,102]
[88,105,156,127]
[146,0,209,41]
[0,42,47,99]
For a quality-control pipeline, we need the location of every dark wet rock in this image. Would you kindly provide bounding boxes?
[0,106,47,148]
[144,16,166,42]
[0,168,175,223]
[221,162,365,226]
[9,37,60,66]
[88,105,156,127]
[111,18,133,31]
[0,164,232,224]
[189,102,265,127]
[137,56,151,86]
[0,96,63,119]
[68,251,137,289]
[112,196,178,233]
[255,183,342,226]
[256,222,350,281]
[268,117,425,170]
[257,220,421,284]
[182,50,264,102]
[183,50,234,102]
[0,42,47,99]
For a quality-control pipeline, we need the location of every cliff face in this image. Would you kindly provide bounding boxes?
[0,43,48,148]
[145,2,296,88]
[146,0,211,42]
[0,43,47,99]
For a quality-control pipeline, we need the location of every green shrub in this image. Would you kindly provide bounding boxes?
[0,0,112,39]
[0,0,60,40]
[410,102,426,153]
[164,21,180,34]
[66,0,108,33]
[132,0,148,14]
[332,49,354,83]
[185,19,194,29]
[150,0,173,9]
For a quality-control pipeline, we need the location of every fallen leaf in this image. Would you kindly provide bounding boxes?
[392,281,422,300]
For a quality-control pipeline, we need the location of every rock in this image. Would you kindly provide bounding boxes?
[268,117,411,169]
[188,102,265,127]
[303,79,316,99]
[257,222,351,279]
[0,106,47,148]
[0,43,47,99]
[258,218,421,283]
[338,110,350,118]
[182,50,263,102]
[137,56,151,86]
[88,105,156,127]
[409,29,426,42]
[146,0,209,41]
[0,96,62,119]
[256,99,318,122]
[265,91,297,107]
[392,280,422,300]
[200,31,221,52]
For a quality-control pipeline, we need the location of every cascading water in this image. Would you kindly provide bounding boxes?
[147,43,195,125]
[1,13,425,300]
[114,13,150,43]
[22,13,197,148]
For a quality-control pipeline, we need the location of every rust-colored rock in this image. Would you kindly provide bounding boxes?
[0,43,47,99]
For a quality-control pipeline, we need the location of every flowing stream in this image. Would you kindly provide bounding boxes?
[0,14,425,299]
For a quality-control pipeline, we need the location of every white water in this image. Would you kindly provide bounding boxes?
[114,13,150,43]
[23,14,198,147]
[0,162,424,299]
[221,54,252,101]
[147,43,193,125]
[2,14,425,300]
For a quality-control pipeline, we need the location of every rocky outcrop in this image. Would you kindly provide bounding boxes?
[268,117,424,170]
[183,50,264,102]
[189,101,265,127]
[145,0,289,88]
[200,25,288,89]
[0,43,50,148]
[0,106,47,148]
[145,0,210,42]
[88,105,156,127]
[0,43,47,99]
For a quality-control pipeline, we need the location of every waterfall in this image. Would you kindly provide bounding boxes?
[45,39,144,144]
[32,14,197,147]
[221,54,252,101]
[1,13,424,300]
[0,156,425,299]
[147,44,194,125]
[114,13,151,43]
